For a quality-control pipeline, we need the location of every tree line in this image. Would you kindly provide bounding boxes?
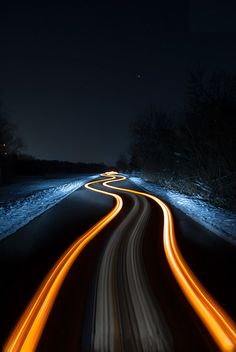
[119,69,236,211]
[0,102,107,181]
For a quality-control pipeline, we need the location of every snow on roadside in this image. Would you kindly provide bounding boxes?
[0,175,98,240]
[129,176,236,245]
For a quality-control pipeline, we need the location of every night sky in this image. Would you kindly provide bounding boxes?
[0,0,236,164]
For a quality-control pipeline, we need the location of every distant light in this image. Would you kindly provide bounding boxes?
[103,171,118,176]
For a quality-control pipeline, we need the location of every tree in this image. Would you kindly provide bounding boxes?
[0,101,23,182]
[116,154,128,171]
[129,108,177,174]
[179,68,236,180]
[127,69,236,210]
[0,102,23,157]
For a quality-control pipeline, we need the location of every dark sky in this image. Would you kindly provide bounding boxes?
[0,0,236,164]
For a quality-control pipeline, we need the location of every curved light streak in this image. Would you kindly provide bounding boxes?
[103,172,236,352]
[3,175,125,352]
[4,172,236,352]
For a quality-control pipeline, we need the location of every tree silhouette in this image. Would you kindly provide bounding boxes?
[0,102,22,157]
[130,108,177,175]
[128,69,236,210]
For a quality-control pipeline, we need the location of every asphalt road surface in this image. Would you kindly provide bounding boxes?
[1,173,236,352]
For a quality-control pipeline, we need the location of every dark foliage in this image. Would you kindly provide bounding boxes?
[116,154,129,171]
[128,69,236,212]
[0,102,22,156]
[14,157,107,176]
[0,101,107,182]
[0,154,107,182]
[0,102,23,182]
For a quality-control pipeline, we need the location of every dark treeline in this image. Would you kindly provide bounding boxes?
[0,102,22,156]
[0,102,107,181]
[0,152,107,182]
[0,153,107,182]
[123,69,236,212]
[4,156,107,179]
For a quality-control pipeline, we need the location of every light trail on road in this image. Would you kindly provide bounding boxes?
[3,175,124,352]
[4,172,236,352]
[91,191,173,351]
[103,172,236,352]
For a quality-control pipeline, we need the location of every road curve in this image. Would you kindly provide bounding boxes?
[3,176,123,352]
[90,191,173,351]
[102,172,236,352]
[3,172,236,352]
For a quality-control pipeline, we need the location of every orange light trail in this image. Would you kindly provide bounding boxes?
[103,173,236,352]
[4,172,236,352]
[3,174,125,352]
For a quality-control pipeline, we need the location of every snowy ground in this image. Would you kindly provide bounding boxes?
[0,175,98,240]
[129,176,236,245]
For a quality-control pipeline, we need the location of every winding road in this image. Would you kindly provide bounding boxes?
[1,172,236,352]
[91,192,173,352]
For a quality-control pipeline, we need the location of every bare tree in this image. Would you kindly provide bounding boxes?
[128,70,236,210]
[180,69,236,180]
[116,154,128,171]
[0,101,23,182]
[130,108,177,174]
[0,102,23,157]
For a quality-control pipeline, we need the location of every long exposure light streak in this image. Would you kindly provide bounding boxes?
[3,175,124,352]
[103,173,236,352]
[4,172,236,352]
